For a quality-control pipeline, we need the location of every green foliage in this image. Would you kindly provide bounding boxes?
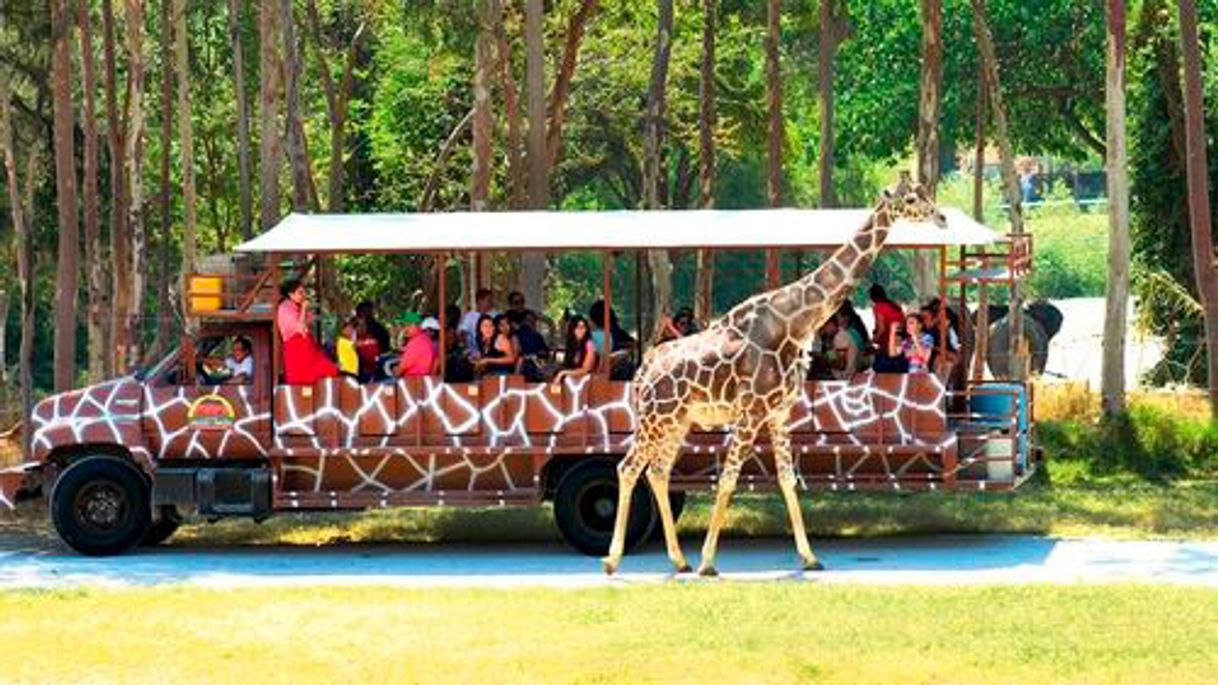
[1040,406,1218,481]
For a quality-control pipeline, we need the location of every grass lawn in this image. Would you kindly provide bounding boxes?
[2,584,1217,684]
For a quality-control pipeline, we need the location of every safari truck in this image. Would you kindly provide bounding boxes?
[1,208,1036,555]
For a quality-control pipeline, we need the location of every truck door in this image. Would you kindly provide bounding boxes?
[142,327,272,460]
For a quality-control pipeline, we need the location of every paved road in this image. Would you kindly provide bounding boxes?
[3,535,1218,589]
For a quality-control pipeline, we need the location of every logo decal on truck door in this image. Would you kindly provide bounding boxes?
[187,395,237,431]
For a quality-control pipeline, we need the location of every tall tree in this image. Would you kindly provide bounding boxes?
[765,0,781,208]
[644,0,675,327]
[546,0,599,168]
[305,0,363,212]
[50,0,80,391]
[282,0,313,212]
[259,0,283,230]
[695,0,716,321]
[1101,0,1130,415]
[494,20,525,210]
[913,0,943,298]
[971,0,1026,380]
[103,0,130,376]
[78,0,108,382]
[521,0,547,309]
[152,0,177,358]
[172,0,196,272]
[1,77,40,457]
[1177,0,1218,415]
[228,0,254,240]
[817,0,846,207]
[471,0,498,212]
[124,0,148,370]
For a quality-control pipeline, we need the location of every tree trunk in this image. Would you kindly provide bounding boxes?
[51,0,81,392]
[546,0,599,168]
[305,0,363,213]
[472,0,498,212]
[973,62,985,222]
[522,0,548,311]
[124,0,148,371]
[259,0,283,230]
[228,0,254,240]
[282,0,312,212]
[1177,0,1218,416]
[103,0,129,377]
[1101,0,1130,415]
[153,0,176,358]
[971,0,1026,380]
[644,0,675,327]
[78,0,108,383]
[817,0,843,208]
[494,24,526,210]
[913,0,943,299]
[695,0,716,321]
[1,77,40,457]
[172,0,196,273]
[765,0,782,208]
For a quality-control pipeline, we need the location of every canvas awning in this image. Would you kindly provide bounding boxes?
[234,207,1003,254]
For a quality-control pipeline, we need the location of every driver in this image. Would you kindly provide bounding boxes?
[223,337,254,384]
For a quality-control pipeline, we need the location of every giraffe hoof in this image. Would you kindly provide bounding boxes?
[803,559,825,572]
[697,564,718,578]
[675,563,693,574]
[602,558,619,576]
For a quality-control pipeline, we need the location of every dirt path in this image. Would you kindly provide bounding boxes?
[4,534,1218,589]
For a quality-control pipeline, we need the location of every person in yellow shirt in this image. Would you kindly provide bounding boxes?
[336,317,361,377]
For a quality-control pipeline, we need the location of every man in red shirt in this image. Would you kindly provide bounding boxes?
[868,283,904,352]
[397,311,438,377]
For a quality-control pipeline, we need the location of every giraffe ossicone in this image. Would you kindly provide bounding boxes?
[602,174,947,576]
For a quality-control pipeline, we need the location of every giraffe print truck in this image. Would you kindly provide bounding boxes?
[4,204,1036,559]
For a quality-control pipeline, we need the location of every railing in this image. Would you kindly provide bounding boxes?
[945,232,1034,285]
[945,380,1034,485]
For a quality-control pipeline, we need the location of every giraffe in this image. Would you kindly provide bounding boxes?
[603,174,947,576]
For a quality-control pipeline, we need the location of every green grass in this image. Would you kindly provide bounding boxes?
[1,584,1216,683]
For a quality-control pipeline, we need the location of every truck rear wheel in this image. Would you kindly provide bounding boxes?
[142,506,182,546]
[553,460,655,556]
[51,456,151,556]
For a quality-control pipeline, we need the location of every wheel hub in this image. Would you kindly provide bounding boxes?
[76,482,126,530]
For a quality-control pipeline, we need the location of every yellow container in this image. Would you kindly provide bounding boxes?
[190,275,224,312]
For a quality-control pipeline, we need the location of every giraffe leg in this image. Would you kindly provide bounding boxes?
[769,418,823,571]
[602,442,648,575]
[696,424,756,577]
[646,454,690,574]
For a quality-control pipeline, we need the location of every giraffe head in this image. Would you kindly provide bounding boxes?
[882,172,947,228]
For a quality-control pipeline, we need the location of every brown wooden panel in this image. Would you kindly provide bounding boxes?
[441,382,482,436]
[274,385,315,437]
[313,378,341,445]
[358,382,398,437]
[397,377,425,444]
[526,381,566,434]
[586,379,633,434]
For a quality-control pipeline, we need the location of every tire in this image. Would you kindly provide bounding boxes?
[51,456,151,556]
[553,460,655,556]
[647,490,686,541]
[142,505,182,546]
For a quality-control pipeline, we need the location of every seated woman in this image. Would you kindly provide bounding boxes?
[554,315,598,384]
[888,313,934,374]
[472,314,517,377]
[277,279,338,385]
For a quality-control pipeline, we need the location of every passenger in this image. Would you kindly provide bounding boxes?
[336,317,361,378]
[355,301,392,357]
[460,288,497,356]
[920,304,960,370]
[397,311,438,378]
[472,313,516,376]
[513,310,551,382]
[442,304,475,382]
[277,279,338,385]
[823,310,862,381]
[505,291,534,325]
[223,337,254,384]
[554,315,598,384]
[869,284,905,373]
[889,313,934,374]
[838,299,870,356]
[655,306,699,344]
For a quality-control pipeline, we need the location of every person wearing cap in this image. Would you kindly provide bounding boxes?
[397,311,438,377]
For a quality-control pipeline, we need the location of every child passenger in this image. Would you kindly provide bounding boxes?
[336,317,361,377]
[889,313,934,374]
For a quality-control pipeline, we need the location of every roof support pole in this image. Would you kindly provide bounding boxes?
[438,252,447,378]
[602,250,612,374]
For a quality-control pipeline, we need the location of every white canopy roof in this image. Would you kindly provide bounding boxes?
[235,207,1002,254]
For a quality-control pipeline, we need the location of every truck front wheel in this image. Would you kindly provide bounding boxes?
[51,456,151,556]
[552,460,655,556]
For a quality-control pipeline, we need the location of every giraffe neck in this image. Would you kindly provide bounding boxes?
[774,203,895,344]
